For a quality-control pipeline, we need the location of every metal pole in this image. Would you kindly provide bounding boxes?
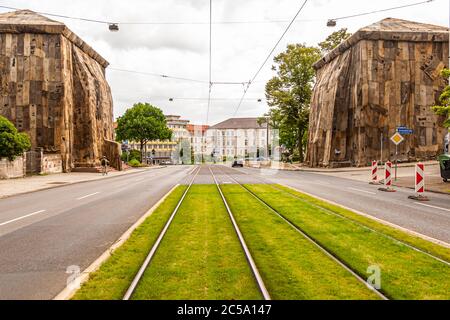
[380,133,383,165]
[395,144,398,181]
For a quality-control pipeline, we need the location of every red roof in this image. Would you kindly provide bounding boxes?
[187,124,210,135]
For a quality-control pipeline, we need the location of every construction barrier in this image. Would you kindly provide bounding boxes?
[416,163,425,193]
[379,161,396,192]
[409,163,429,201]
[369,160,380,185]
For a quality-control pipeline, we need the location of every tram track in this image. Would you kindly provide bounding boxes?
[212,165,389,300]
[123,165,271,300]
[122,166,201,300]
[226,165,450,266]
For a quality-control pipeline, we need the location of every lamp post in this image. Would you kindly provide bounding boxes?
[327,19,337,27]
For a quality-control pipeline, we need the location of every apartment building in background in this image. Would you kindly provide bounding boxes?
[187,125,210,163]
[126,115,190,165]
[206,118,273,160]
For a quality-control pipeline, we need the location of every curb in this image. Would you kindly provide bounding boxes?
[0,166,167,200]
[251,162,439,174]
[280,183,450,249]
[394,184,450,196]
[53,183,179,300]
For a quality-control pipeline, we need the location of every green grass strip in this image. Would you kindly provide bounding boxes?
[246,184,450,300]
[131,185,262,300]
[72,186,187,300]
[221,184,381,300]
[275,184,450,263]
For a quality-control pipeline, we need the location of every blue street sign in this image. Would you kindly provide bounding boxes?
[397,128,414,135]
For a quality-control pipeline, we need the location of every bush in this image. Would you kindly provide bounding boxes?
[0,116,31,161]
[128,159,141,167]
[121,149,142,163]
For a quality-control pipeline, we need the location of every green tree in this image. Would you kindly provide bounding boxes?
[116,103,172,161]
[265,44,321,162]
[432,68,450,128]
[121,149,141,163]
[318,28,352,55]
[0,116,31,161]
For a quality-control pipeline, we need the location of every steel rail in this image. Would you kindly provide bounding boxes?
[215,165,389,301]
[209,166,271,301]
[228,166,450,267]
[123,166,201,300]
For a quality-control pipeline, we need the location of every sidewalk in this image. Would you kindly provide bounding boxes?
[248,160,449,195]
[0,166,164,199]
[313,161,449,195]
[279,160,439,173]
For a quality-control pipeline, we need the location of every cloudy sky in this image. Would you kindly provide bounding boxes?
[1,0,448,125]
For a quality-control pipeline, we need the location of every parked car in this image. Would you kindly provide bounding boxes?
[232,160,244,168]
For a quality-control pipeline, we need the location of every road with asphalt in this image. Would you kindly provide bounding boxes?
[223,166,450,245]
[0,164,448,300]
[0,166,194,300]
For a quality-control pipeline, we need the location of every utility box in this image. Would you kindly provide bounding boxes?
[440,133,450,182]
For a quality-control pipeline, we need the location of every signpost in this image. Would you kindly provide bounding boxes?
[391,132,405,181]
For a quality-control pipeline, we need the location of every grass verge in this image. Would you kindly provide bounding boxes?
[72,186,187,300]
[246,184,450,300]
[276,184,450,262]
[131,185,262,300]
[221,184,380,300]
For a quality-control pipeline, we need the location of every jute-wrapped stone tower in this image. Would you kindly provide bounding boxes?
[0,10,121,172]
[307,18,448,168]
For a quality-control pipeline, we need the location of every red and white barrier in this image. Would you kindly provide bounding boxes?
[372,161,378,181]
[379,161,396,192]
[409,163,429,201]
[385,162,392,187]
[415,163,425,194]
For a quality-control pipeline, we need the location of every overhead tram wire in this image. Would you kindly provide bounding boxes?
[206,0,213,125]
[232,0,436,117]
[233,0,309,117]
[109,68,251,86]
[109,68,209,84]
[330,0,434,22]
[0,0,436,26]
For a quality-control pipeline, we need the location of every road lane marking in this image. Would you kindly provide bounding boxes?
[0,210,47,227]
[347,187,377,195]
[415,203,450,213]
[76,192,100,200]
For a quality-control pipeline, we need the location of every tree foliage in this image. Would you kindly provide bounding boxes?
[318,28,352,55]
[121,149,141,163]
[432,68,450,128]
[0,116,31,161]
[265,44,321,162]
[115,103,172,160]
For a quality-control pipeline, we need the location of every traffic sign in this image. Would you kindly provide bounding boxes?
[397,127,413,135]
[391,132,405,146]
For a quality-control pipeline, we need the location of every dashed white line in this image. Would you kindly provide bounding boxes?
[0,210,47,227]
[415,202,450,213]
[76,192,100,200]
[347,187,377,195]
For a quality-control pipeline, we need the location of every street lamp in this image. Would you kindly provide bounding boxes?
[108,23,119,32]
[327,19,337,27]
